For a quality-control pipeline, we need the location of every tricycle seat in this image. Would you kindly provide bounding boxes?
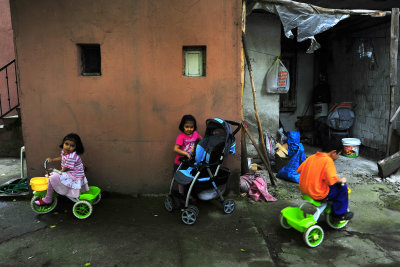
[79,186,101,201]
[302,195,324,207]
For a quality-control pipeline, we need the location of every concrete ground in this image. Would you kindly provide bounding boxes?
[1,146,400,266]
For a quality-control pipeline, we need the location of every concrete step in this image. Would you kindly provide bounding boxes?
[0,112,23,157]
[0,114,20,128]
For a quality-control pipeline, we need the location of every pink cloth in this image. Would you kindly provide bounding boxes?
[174,131,202,165]
[249,177,277,202]
[240,173,261,193]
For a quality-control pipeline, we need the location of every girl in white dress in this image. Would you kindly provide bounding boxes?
[35,133,89,205]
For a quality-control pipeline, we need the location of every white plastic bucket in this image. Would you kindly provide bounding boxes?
[313,102,328,119]
[341,138,361,158]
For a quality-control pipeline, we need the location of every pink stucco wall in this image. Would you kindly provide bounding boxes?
[0,0,17,116]
[10,0,242,194]
[0,0,13,65]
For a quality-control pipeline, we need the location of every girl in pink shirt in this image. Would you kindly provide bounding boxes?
[173,115,202,195]
[35,133,89,205]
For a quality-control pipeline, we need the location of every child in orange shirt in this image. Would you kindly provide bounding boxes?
[296,144,353,221]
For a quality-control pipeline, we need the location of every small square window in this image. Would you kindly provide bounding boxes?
[183,46,206,77]
[79,44,101,76]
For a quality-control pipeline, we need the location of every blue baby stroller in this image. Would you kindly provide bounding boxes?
[165,118,241,225]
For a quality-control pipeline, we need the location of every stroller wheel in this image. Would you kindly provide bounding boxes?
[187,204,199,216]
[303,225,324,248]
[73,200,93,219]
[181,208,197,225]
[223,199,235,214]
[164,195,175,212]
[30,195,58,214]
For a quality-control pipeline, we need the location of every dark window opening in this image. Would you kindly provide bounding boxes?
[280,29,298,112]
[79,44,101,76]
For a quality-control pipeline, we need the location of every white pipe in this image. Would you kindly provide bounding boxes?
[20,146,25,178]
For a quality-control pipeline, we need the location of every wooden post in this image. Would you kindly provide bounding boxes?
[241,46,249,174]
[240,1,249,175]
[242,123,277,185]
[386,8,399,156]
[242,34,270,165]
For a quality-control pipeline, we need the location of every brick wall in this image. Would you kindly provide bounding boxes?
[328,21,399,154]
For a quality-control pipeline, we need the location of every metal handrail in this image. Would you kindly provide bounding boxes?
[0,59,15,72]
[0,59,19,118]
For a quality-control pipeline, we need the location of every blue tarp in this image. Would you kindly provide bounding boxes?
[276,131,305,183]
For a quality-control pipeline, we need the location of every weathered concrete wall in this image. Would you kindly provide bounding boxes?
[328,22,400,154]
[244,13,280,157]
[10,0,242,194]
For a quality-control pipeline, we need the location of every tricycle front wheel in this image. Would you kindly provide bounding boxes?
[30,195,58,214]
[303,225,324,248]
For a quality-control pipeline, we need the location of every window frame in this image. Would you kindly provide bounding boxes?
[182,46,206,77]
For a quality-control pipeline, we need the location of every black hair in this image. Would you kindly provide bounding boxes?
[59,133,85,154]
[178,114,197,132]
[324,140,343,154]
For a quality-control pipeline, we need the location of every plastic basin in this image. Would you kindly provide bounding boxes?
[342,138,361,158]
[30,177,48,191]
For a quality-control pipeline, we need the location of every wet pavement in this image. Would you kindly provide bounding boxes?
[1,150,400,266]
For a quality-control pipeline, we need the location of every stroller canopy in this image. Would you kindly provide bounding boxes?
[202,118,238,157]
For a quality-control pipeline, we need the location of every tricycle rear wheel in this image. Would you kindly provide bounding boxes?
[326,213,349,229]
[73,200,93,219]
[279,214,291,229]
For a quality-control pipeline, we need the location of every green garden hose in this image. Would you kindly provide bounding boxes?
[0,177,29,194]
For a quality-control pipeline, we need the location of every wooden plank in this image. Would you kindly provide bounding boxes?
[377,150,400,178]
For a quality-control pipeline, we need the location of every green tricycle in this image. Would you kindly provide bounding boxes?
[280,189,351,248]
[29,160,101,219]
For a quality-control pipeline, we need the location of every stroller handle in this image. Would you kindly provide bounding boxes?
[225,120,241,136]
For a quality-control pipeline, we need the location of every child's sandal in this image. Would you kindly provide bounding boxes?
[35,199,50,206]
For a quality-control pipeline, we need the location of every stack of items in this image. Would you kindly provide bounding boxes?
[275,143,289,172]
